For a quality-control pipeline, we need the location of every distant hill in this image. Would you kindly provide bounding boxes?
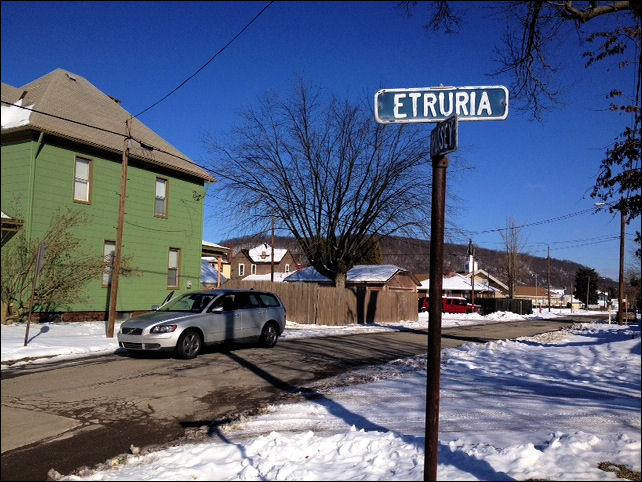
[220,234,618,292]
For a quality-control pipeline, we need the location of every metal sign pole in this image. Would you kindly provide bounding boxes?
[424,153,448,481]
[374,85,505,481]
[23,242,46,346]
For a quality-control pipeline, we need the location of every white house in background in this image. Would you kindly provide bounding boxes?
[561,293,583,311]
[230,243,297,280]
[241,272,292,282]
[458,245,509,297]
[419,272,500,299]
[596,290,613,309]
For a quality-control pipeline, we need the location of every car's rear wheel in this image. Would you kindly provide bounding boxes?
[259,322,279,348]
[176,330,202,359]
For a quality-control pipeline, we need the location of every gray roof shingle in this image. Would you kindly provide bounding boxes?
[1,69,215,182]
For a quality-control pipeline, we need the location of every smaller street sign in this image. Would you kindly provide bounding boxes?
[430,115,458,158]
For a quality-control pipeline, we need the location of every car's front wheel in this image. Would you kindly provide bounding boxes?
[176,330,202,359]
[259,322,279,348]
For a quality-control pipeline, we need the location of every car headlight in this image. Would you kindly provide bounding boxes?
[151,324,178,334]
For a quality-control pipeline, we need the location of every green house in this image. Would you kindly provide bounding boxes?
[1,69,215,320]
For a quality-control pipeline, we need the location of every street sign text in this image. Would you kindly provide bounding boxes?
[374,86,508,124]
[430,115,458,158]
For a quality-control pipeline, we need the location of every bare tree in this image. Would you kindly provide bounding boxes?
[400,0,641,302]
[1,209,121,321]
[500,216,524,298]
[205,80,432,287]
[588,25,641,221]
[399,1,640,120]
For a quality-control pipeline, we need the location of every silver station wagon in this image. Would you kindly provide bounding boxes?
[117,289,286,359]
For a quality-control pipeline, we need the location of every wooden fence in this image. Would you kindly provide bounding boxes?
[223,280,418,325]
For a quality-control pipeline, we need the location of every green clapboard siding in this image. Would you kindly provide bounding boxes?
[0,139,32,218]
[2,136,206,314]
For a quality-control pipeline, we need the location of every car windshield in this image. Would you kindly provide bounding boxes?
[158,293,215,313]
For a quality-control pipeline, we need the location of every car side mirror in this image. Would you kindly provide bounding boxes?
[151,305,159,311]
[210,305,224,313]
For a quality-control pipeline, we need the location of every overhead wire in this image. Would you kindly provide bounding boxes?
[133,1,274,118]
[459,205,613,236]
[0,100,218,178]
[2,1,274,179]
[4,96,628,256]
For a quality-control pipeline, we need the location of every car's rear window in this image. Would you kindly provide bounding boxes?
[237,292,262,309]
[258,293,281,307]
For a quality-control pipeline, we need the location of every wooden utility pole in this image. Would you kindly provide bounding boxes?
[547,246,551,312]
[470,241,476,306]
[107,117,131,338]
[617,208,625,325]
[270,214,275,282]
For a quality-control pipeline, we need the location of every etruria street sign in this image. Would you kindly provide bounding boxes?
[374,85,509,124]
[373,82,509,482]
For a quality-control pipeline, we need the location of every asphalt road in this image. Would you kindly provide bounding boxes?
[1,318,585,481]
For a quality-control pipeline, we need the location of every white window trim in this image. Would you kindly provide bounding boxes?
[155,177,168,217]
[168,248,180,288]
[74,157,91,203]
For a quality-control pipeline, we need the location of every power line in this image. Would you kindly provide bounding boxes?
[1,100,125,137]
[133,1,274,118]
[3,2,274,175]
[1,100,217,177]
[2,107,630,258]
[460,205,612,236]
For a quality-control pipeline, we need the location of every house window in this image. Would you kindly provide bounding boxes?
[102,241,115,286]
[238,263,245,277]
[73,157,92,203]
[285,264,290,273]
[168,248,180,288]
[251,264,257,275]
[155,178,168,217]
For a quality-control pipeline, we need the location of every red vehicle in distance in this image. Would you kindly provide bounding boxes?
[418,296,480,314]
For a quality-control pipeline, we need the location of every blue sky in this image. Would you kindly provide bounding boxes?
[1,1,638,282]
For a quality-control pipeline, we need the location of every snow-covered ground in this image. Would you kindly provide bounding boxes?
[2,309,640,481]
